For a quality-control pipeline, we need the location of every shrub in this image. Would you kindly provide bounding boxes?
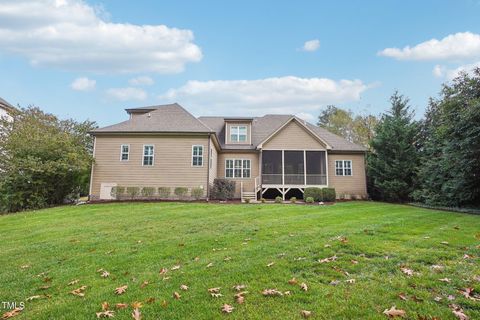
[174,187,189,199]
[244,198,250,204]
[141,187,155,198]
[275,196,283,203]
[191,187,204,200]
[110,186,125,200]
[305,196,314,204]
[126,187,140,199]
[210,179,236,200]
[322,188,336,202]
[290,197,297,203]
[304,187,323,202]
[260,198,266,203]
[158,187,171,199]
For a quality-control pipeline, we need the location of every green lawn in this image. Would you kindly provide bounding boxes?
[1,201,479,319]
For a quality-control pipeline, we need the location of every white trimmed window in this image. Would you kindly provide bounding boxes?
[143,145,154,166]
[230,125,247,142]
[335,160,352,176]
[225,159,251,178]
[120,144,129,161]
[192,145,203,167]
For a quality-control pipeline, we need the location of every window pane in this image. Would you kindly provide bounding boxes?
[121,153,128,161]
[122,145,129,153]
[226,160,233,169]
[243,169,251,178]
[197,147,203,155]
[197,157,203,166]
[238,126,247,134]
[345,168,352,176]
[226,168,233,178]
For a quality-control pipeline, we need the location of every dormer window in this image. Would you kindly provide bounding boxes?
[230,125,247,142]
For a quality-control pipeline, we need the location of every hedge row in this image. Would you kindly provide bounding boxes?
[304,187,336,202]
[111,186,204,200]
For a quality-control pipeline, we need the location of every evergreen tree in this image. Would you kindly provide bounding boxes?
[368,91,420,202]
[414,69,480,207]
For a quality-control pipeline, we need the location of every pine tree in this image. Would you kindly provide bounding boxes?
[368,92,420,202]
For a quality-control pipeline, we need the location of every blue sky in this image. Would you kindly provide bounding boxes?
[1,0,480,126]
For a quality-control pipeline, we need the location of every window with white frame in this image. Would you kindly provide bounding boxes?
[230,125,247,143]
[143,145,154,166]
[192,145,203,166]
[120,144,129,161]
[225,159,251,178]
[335,160,352,176]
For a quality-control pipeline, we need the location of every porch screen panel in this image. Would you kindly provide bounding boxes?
[262,150,282,184]
[306,151,326,185]
[284,151,304,184]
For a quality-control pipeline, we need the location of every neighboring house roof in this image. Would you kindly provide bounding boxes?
[0,97,15,113]
[93,103,366,152]
[92,103,213,134]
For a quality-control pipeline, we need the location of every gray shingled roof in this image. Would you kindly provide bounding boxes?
[92,103,212,134]
[199,115,366,151]
[93,103,366,151]
[0,97,15,112]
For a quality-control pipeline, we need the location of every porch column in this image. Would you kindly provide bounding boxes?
[281,150,285,185]
[303,150,307,185]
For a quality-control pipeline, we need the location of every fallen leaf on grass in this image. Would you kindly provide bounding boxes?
[440,241,449,245]
[266,262,275,267]
[383,306,406,318]
[294,257,306,261]
[96,310,114,318]
[38,285,50,290]
[70,286,87,297]
[300,283,308,291]
[398,293,407,301]
[115,303,128,309]
[221,304,234,313]
[430,265,444,272]
[210,293,223,298]
[288,278,298,285]
[161,300,168,308]
[224,257,231,261]
[114,286,127,295]
[2,308,23,319]
[140,281,149,289]
[159,268,168,275]
[330,280,340,286]
[463,254,473,259]
[439,278,451,283]
[346,279,356,284]
[300,310,312,318]
[434,296,442,302]
[131,308,141,320]
[232,284,246,291]
[20,265,30,269]
[101,271,110,278]
[131,301,143,309]
[171,265,180,271]
[234,291,248,304]
[180,284,188,291]
[145,298,155,304]
[450,304,469,320]
[208,287,221,293]
[26,295,41,301]
[206,263,214,268]
[101,302,109,311]
[351,260,359,264]
[318,255,337,263]
[459,288,480,301]
[473,275,480,282]
[262,289,284,296]
[173,292,181,300]
[68,279,79,286]
[400,267,414,277]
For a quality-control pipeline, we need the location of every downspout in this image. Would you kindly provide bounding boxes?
[88,136,96,201]
[206,133,211,200]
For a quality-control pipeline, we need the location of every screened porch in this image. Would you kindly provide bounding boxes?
[261,150,327,186]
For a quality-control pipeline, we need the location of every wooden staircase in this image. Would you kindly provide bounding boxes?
[240,180,258,203]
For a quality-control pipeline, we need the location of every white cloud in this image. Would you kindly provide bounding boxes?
[378,32,480,61]
[70,76,96,91]
[159,76,370,119]
[302,39,320,52]
[129,76,154,86]
[0,0,202,73]
[106,87,147,101]
[433,62,480,80]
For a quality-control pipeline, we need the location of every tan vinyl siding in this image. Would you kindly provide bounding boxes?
[225,122,252,145]
[208,137,218,185]
[217,152,259,198]
[327,153,367,198]
[263,120,326,149]
[91,135,209,198]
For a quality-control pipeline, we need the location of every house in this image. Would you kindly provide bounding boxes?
[0,97,15,122]
[89,103,367,201]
